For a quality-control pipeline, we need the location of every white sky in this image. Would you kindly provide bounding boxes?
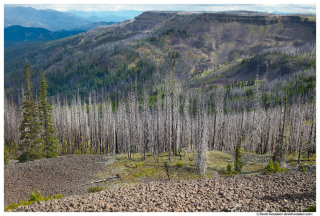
[4,4,316,14]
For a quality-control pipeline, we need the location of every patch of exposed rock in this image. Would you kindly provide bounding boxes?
[4,154,110,206]
[13,172,315,212]
[290,164,316,173]
[232,152,272,164]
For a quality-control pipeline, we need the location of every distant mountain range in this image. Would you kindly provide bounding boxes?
[4,25,85,42]
[4,6,92,31]
[4,6,140,31]
[66,10,143,22]
[87,15,104,22]
[4,22,118,44]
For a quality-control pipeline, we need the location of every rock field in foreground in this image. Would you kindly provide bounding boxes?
[4,155,107,206]
[13,171,315,212]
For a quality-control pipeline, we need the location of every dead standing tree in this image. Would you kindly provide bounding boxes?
[195,91,208,175]
[273,95,288,167]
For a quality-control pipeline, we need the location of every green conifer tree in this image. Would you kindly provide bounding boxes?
[234,146,243,173]
[264,159,275,174]
[18,62,43,162]
[38,70,57,158]
[226,163,232,175]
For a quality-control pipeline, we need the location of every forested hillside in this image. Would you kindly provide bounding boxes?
[4,25,85,42]
[5,11,315,103]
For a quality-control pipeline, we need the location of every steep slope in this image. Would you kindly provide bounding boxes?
[4,11,316,100]
[149,12,315,86]
[4,6,92,31]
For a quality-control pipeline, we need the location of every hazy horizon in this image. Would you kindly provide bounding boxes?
[5,4,316,14]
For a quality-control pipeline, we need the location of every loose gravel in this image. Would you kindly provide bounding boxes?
[4,154,110,206]
[12,171,315,212]
[236,153,273,164]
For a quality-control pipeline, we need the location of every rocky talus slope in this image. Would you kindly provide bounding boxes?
[4,155,109,206]
[12,171,315,212]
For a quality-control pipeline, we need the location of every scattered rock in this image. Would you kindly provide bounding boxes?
[235,153,272,165]
[11,171,315,212]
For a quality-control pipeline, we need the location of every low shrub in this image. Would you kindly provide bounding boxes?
[142,168,157,177]
[303,204,316,212]
[18,200,34,206]
[263,160,285,174]
[88,186,103,193]
[10,148,18,160]
[226,163,232,175]
[134,162,145,168]
[134,172,143,177]
[5,202,19,211]
[29,189,43,203]
[300,164,306,172]
[274,162,282,172]
[17,149,44,163]
[44,195,53,201]
[54,194,63,199]
[220,164,235,176]
[5,189,63,211]
[263,160,275,174]
[176,162,183,167]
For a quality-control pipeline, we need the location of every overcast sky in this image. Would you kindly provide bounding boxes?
[5,4,316,14]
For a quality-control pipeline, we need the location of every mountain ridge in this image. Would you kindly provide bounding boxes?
[4,25,85,42]
[66,9,143,21]
[4,6,92,31]
[4,11,316,100]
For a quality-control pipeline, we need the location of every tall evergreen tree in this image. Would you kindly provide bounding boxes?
[234,146,243,173]
[39,70,57,158]
[18,62,43,162]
